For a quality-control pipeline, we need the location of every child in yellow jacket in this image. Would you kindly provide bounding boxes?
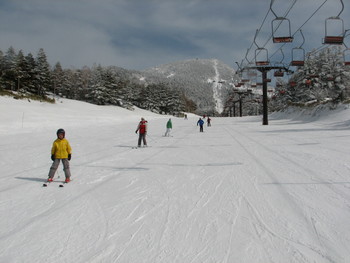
[47,128,72,183]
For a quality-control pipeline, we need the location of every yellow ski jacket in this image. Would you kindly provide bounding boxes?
[51,138,72,159]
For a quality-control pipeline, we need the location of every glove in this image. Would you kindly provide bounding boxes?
[51,155,55,161]
[135,130,138,134]
[68,154,71,161]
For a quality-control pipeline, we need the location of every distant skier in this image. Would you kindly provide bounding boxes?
[207,116,211,127]
[47,128,72,183]
[197,118,204,132]
[164,118,172,137]
[135,117,148,147]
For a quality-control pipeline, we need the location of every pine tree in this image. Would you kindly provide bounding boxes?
[15,50,30,92]
[35,48,52,96]
[24,53,38,94]
[2,47,17,90]
[52,62,64,96]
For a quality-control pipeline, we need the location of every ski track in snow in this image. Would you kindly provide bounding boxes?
[1,97,350,262]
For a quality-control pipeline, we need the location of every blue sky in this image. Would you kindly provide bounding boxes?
[0,0,349,70]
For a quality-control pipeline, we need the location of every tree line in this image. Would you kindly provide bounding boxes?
[0,47,194,115]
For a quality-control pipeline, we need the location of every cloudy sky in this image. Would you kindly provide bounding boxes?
[0,0,349,70]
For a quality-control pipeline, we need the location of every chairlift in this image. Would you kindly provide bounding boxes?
[241,69,250,82]
[274,70,284,77]
[323,0,345,45]
[291,30,305,67]
[305,79,312,86]
[324,17,344,44]
[291,47,305,66]
[269,0,293,43]
[344,48,350,65]
[254,29,270,66]
[272,18,293,43]
[274,49,285,77]
[308,74,319,78]
[289,81,297,87]
[255,48,269,66]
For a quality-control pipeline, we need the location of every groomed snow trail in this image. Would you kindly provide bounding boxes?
[0,102,350,262]
[212,59,224,114]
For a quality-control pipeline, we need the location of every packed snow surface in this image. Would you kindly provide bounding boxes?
[1,96,350,263]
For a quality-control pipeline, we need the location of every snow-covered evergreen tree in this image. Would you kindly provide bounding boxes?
[35,48,52,96]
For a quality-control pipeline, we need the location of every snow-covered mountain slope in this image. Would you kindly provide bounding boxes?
[140,58,237,115]
[1,96,350,263]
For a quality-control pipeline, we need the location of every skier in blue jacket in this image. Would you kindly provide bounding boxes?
[197,118,204,132]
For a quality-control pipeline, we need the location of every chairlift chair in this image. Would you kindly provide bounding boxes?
[344,48,350,65]
[323,0,345,45]
[241,70,250,82]
[253,29,269,66]
[272,17,293,43]
[255,48,269,66]
[308,73,319,78]
[291,47,305,66]
[274,70,284,77]
[324,17,344,45]
[289,81,297,87]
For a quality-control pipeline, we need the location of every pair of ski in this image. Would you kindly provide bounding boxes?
[132,146,150,149]
[43,181,69,188]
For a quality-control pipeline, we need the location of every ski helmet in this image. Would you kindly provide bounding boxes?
[57,128,65,138]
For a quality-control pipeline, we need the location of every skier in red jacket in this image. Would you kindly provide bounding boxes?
[135,117,148,147]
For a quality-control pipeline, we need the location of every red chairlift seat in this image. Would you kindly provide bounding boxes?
[305,79,312,86]
[291,60,305,66]
[308,74,319,78]
[273,36,294,43]
[324,36,344,45]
